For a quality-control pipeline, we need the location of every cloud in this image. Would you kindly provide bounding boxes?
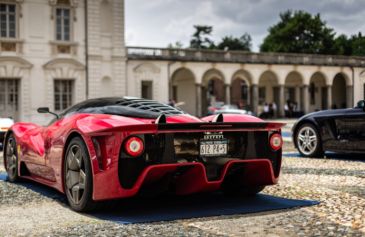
[125,0,365,51]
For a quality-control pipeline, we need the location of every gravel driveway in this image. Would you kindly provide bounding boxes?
[0,146,364,237]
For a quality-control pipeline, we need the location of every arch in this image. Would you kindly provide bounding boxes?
[309,72,327,111]
[56,0,70,5]
[0,57,33,121]
[171,67,196,115]
[43,58,86,111]
[201,68,225,115]
[202,68,225,86]
[258,70,279,108]
[100,0,113,34]
[134,62,160,74]
[43,58,84,70]
[0,56,33,78]
[332,73,347,109]
[231,70,252,107]
[101,76,113,97]
[284,71,304,111]
[43,58,85,79]
[231,69,252,85]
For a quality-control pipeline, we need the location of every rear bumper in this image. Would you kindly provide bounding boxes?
[92,158,278,201]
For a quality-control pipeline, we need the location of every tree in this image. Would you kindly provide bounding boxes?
[167,41,184,49]
[333,34,352,56]
[260,10,336,54]
[190,25,214,49]
[349,32,365,56]
[216,33,252,51]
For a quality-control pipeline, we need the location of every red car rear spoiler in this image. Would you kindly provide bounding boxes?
[86,122,286,136]
[157,122,285,131]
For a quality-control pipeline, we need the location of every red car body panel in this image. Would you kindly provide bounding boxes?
[4,110,285,201]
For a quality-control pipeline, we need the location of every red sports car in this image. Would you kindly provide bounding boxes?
[3,97,284,212]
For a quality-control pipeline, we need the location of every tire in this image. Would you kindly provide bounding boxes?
[295,123,323,158]
[4,134,19,182]
[64,137,97,212]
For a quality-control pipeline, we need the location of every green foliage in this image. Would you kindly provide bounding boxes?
[172,14,365,56]
[190,25,214,49]
[349,32,365,56]
[217,33,252,51]
[333,34,352,55]
[167,41,184,49]
[260,10,336,54]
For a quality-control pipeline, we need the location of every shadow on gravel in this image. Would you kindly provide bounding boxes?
[0,171,318,224]
[90,193,318,224]
[283,152,365,162]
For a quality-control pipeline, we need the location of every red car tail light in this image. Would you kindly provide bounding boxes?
[270,133,283,151]
[125,136,144,157]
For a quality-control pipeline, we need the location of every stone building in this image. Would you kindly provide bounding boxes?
[127,47,365,117]
[0,0,125,124]
[1,0,365,124]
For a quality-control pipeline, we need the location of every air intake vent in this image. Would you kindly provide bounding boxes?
[116,98,183,115]
[212,113,224,122]
[155,114,167,124]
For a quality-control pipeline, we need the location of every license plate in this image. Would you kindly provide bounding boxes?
[200,140,228,157]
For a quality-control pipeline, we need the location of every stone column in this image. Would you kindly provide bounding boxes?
[196,84,202,117]
[295,86,301,110]
[225,84,231,104]
[279,85,285,117]
[302,85,309,114]
[168,80,173,100]
[327,85,332,109]
[347,85,353,108]
[251,84,259,115]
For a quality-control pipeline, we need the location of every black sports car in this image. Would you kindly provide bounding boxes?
[292,100,365,157]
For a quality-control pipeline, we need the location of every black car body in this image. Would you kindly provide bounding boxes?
[292,100,365,157]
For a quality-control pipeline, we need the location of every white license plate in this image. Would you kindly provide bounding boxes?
[200,140,228,156]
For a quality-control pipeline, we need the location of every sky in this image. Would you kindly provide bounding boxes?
[125,0,365,52]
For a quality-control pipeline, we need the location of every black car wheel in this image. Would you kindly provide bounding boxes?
[64,137,96,212]
[5,134,19,182]
[296,124,323,157]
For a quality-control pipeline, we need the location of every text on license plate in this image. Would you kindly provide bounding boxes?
[200,140,228,156]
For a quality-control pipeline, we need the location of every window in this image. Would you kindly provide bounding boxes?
[56,8,70,41]
[0,4,16,38]
[0,79,19,119]
[54,80,73,111]
[141,81,153,100]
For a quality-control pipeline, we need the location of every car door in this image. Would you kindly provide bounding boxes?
[20,125,47,166]
[335,107,365,152]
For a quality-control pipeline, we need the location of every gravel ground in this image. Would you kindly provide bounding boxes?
[0,148,364,236]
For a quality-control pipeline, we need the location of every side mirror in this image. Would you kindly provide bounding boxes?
[37,107,59,119]
[37,107,50,113]
[356,100,365,111]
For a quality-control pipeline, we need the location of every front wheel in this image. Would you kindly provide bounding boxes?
[64,137,96,212]
[5,134,19,182]
[296,124,323,157]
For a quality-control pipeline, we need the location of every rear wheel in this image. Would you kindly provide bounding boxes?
[296,124,323,158]
[64,137,96,212]
[5,134,19,182]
